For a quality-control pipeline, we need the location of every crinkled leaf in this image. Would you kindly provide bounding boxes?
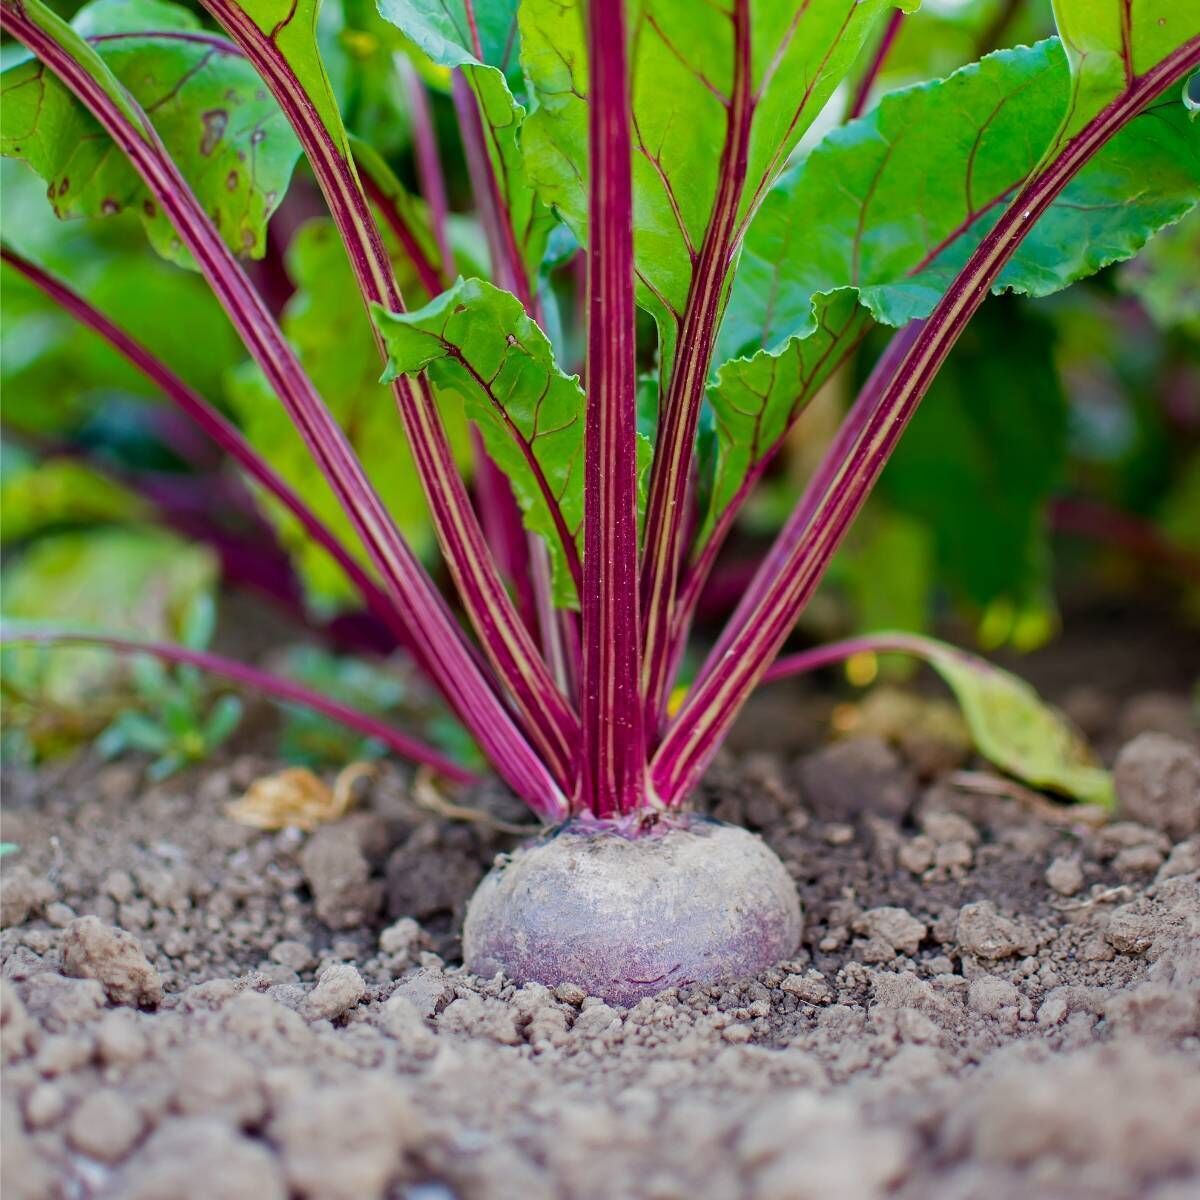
[226,218,469,613]
[0,0,301,266]
[377,0,553,278]
[521,0,910,375]
[374,276,585,606]
[870,633,1114,806]
[720,40,1200,362]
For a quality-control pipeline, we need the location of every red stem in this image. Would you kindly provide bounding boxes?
[450,69,543,639]
[449,63,571,683]
[697,319,925,684]
[401,56,454,271]
[581,0,646,815]
[847,8,904,121]
[0,626,479,784]
[654,35,1200,804]
[763,631,930,684]
[358,165,445,297]
[639,0,754,729]
[197,0,578,794]
[0,0,565,815]
[0,246,411,649]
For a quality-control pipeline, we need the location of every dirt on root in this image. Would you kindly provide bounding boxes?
[1,677,1198,1200]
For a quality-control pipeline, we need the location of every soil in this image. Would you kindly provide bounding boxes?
[2,641,1199,1199]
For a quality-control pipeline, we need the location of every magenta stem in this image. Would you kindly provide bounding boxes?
[638,0,754,730]
[847,9,904,121]
[0,246,411,649]
[449,59,571,683]
[763,632,929,684]
[696,319,925,688]
[197,0,578,795]
[0,626,479,784]
[358,165,445,297]
[580,0,646,816]
[401,56,455,271]
[654,35,1200,805]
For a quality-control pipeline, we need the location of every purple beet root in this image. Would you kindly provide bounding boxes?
[463,815,802,1006]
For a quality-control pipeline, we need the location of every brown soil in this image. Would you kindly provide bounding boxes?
[2,672,1198,1200]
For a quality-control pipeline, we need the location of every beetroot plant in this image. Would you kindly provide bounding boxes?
[2,0,1198,1001]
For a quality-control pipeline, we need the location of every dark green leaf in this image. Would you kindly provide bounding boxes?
[374,276,585,605]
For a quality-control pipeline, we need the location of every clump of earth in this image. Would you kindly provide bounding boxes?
[2,672,1197,1200]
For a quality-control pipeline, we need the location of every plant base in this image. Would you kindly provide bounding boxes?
[463,815,802,1005]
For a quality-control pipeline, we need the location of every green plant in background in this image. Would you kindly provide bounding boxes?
[95,595,243,779]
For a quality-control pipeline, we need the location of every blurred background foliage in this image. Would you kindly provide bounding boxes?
[1,0,1197,770]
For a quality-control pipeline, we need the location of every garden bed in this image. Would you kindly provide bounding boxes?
[2,644,1198,1200]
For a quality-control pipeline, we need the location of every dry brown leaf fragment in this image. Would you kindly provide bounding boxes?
[226,762,376,831]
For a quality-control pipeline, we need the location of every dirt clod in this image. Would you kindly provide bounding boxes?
[60,916,163,1007]
[1115,733,1200,841]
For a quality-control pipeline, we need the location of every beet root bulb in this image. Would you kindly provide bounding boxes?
[463,817,802,1006]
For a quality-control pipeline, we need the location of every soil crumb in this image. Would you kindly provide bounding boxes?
[2,698,1198,1199]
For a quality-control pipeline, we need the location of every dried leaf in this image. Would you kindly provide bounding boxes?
[226,762,375,831]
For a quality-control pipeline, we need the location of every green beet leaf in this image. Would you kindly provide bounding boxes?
[702,38,1200,553]
[374,277,586,606]
[521,0,911,379]
[0,0,301,266]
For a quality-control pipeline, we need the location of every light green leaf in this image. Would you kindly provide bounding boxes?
[0,528,217,745]
[377,0,553,278]
[521,0,909,376]
[0,452,149,544]
[374,276,585,606]
[1051,0,1196,140]
[72,0,201,36]
[0,0,301,265]
[226,218,469,613]
[867,633,1115,806]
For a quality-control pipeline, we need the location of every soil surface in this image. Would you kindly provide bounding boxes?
[2,663,1198,1199]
